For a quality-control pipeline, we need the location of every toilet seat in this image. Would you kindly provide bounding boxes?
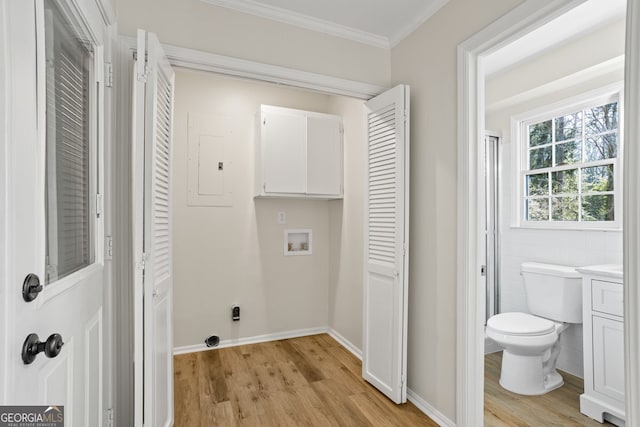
[487,312,555,336]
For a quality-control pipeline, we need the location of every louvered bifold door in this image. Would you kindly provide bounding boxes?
[362,85,410,404]
[141,30,175,427]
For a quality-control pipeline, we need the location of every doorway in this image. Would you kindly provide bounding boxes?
[457,0,637,425]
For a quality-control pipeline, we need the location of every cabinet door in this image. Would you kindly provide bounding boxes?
[262,110,306,193]
[592,316,625,402]
[307,116,342,195]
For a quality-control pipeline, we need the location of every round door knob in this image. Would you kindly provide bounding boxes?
[22,333,64,365]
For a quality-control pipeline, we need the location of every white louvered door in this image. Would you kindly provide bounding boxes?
[362,85,410,404]
[133,29,175,427]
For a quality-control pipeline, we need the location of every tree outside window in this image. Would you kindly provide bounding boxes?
[524,101,619,224]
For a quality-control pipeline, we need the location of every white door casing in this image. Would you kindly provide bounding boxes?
[362,84,410,404]
[133,29,175,427]
[1,0,107,425]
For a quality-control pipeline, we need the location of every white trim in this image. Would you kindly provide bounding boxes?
[407,389,457,427]
[388,0,449,48]
[623,0,640,423]
[199,0,389,48]
[457,1,592,425]
[172,327,328,355]
[94,0,115,25]
[327,328,362,360]
[486,56,625,113]
[121,36,386,100]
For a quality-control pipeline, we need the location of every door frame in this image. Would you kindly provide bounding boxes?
[456,0,639,425]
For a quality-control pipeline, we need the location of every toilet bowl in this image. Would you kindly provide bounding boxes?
[487,262,582,396]
[487,312,568,395]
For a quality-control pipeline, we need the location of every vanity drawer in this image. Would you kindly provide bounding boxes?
[591,280,623,317]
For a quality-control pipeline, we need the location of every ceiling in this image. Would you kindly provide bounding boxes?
[484,0,627,76]
[200,0,450,48]
[201,0,626,57]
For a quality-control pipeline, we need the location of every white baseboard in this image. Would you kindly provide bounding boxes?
[173,327,328,355]
[407,389,457,427]
[327,328,362,360]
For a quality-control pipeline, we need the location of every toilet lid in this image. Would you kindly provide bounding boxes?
[487,312,556,336]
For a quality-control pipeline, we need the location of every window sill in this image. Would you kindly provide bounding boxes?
[510,223,622,232]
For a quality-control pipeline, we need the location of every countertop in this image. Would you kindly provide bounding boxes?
[576,264,623,280]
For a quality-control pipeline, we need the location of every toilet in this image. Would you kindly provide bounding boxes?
[486,262,582,396]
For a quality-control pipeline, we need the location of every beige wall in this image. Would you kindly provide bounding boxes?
[114,0,390,87]
[327,96,366,349]
[172,69,336,347]
[486,18,625,378]
[390,0,523,420]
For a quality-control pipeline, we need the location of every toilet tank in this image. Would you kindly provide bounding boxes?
[521,262,582,323]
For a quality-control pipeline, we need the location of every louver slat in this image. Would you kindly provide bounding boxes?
[367,104,396,266]
[153,70,173,281]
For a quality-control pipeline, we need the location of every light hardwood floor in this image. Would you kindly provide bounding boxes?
[174,334,439,426]
[485,351,614,426]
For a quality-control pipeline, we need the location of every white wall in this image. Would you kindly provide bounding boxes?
[390,0,523,420]
[114,0,390,87]
[327,96,366,350]
[172,69,336,347]
[485,19,625,377]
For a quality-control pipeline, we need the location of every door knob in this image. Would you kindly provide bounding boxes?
[22,273,43,302]
[21,333,64,365]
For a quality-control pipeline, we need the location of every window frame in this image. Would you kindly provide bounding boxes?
[510,84,624,230]
[35,0,105,301]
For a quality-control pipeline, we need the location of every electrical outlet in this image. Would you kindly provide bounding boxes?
[277,211,286,225]
[232,305,240,321]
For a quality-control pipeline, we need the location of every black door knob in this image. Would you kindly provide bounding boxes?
[22,333,64,365]
[22,273,43,302]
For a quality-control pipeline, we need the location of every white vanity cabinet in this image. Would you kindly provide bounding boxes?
[577,265,625,426]
[255,105,343,199]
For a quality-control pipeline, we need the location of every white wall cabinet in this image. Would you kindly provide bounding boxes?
[255,105,343,199]
[578,266,625,426]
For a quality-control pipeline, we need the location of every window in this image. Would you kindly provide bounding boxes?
[518,93,621,228]
[44,1,96,283]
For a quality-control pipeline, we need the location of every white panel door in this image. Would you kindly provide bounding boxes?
[592,316,625,402]
[1,1,105,425]
[133,29,175,427]
[307,116,342,195]
[261,109,307,193]
[362,85,410,404]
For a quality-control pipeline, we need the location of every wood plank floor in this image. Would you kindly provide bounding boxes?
[485,351,614,426]
[174,334,439,426]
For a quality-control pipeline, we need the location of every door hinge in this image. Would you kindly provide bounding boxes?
[105,236,113,260]
[105,408,114,427]
[137,252,150,270]
[96,194,104,217]
[137,64,149,82]
[104,62,113,87]
[401,242,407,256]
[481,265,486,276]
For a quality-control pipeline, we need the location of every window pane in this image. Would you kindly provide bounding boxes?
[529,146,552,169]
[552,169,578,194]
[45,1,94,283]
[582,164,614,192]
[555,112,582,142]
[585,102,618,135]
[529,120,552,147]
[585,134,617,162]
[526,198,549,221]
[526,173,548,196]
[551,196,579,221]
[555,140,581,166]
[582,195,614,221]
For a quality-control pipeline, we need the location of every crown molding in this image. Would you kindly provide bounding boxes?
[199,0,390,49]
[121,36,386,99]
[389,0,449,47]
